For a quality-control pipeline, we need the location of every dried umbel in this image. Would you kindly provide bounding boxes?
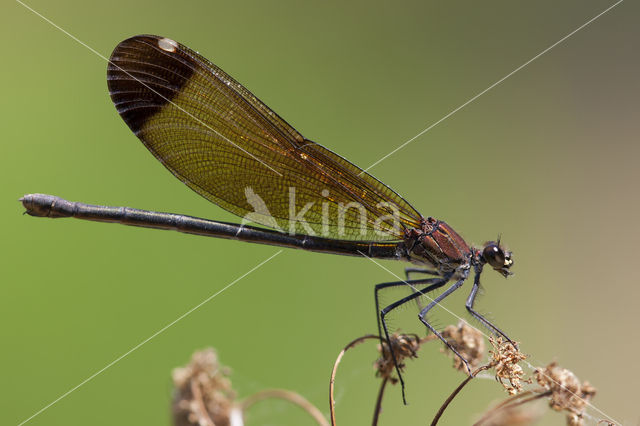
[430,330,529,426]
[534,362,596,426]
[488,336,529,395]
[441,321,485,372]
[172,348,236,426]
[374,333,421,384]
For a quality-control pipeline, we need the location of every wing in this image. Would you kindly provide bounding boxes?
[107,35,423,241]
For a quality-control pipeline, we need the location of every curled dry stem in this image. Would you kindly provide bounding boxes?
[329,334,380,426]
[172,348,327,426]
[473,390,549,426]
[331,332,433,426]
[430,365,493,426]
[241,389,328,426]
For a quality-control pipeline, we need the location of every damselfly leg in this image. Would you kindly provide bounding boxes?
[466,266,518,348]
[374,274,452,404]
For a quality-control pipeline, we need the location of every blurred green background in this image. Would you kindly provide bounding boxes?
[2,0,637,424]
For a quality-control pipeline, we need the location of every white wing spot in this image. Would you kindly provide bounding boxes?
[158,37,178,52]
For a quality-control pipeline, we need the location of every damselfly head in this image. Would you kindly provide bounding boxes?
[481,241,513,277]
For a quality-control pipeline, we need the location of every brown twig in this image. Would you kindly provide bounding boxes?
[472,389,536,425]
[500,391,550,410]
[329,334,380,426]
[241,389,328,426]
[371,376,389,426]
[430,365,492,426]
[420,335,439,345]
[473,390,550,426]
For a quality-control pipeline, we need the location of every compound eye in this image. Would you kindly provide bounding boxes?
[483,243,505,269]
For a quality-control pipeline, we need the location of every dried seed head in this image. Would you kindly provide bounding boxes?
[441,321,485,372]
[489,337,529,395]
[534,362,596,425]
[375,333,421,383]
[172,348,236,426]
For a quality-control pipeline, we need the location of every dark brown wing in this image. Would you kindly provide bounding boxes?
[107,35,422,241]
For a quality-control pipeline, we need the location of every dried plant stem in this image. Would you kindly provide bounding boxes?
[371,376,389,426]
[330,334,380,426]
[474,389,535,422]
[420,335,439,344]
[371,334,437,425]
[241,389,328,426]
[473,390,551,426]
[430,365,492,426]
[500,391,550,410]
